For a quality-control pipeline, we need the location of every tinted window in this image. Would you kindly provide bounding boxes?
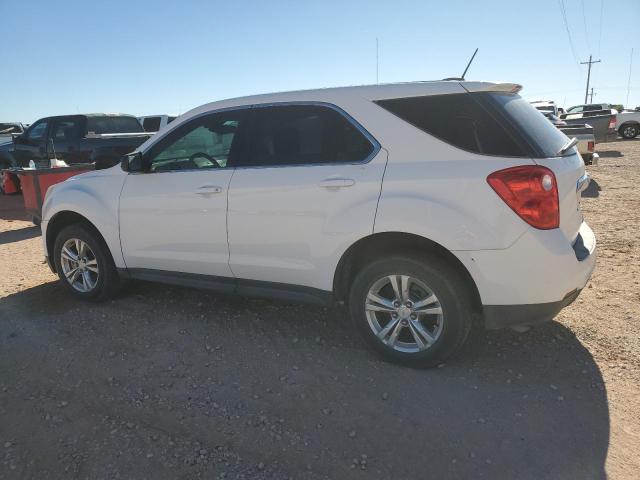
[486,93,569,157]
[376,93,569,158]
[142,117,162,132]
[238,105,374,167]
[87,116,144,134]
[167,116,177,124]
[26,121,49,141]
[52,118,81,141]
[148,110,246,172]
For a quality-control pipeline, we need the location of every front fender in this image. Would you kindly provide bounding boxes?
[42,172,126,268]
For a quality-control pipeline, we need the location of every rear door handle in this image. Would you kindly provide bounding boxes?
[195,185,223,196]
[319,178,355,189]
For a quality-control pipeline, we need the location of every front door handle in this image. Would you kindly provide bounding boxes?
[319,178,355,189]
[195,185,223,196]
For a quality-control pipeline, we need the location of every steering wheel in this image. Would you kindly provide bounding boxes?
[189,152,221,168]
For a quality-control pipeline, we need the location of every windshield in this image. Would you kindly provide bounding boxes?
[87,116,144,134]
[485,93,570,157]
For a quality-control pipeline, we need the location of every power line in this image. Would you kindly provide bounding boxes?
[581,0,591,53]
[597,0,604,57]
[558,0,582,69]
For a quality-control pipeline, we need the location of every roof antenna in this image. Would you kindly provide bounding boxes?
[461,48,478,80]
[442,48,478,81]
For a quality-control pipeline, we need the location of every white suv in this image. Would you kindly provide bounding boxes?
[41,81,596,367]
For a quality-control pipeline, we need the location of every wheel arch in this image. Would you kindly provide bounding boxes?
[45,211,112,273]
[619,121,640,134]
[333,232,482,313]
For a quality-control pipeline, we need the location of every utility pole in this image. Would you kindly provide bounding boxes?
[375,38,379,84]
[581,54,601,104]
[626,48,634,108]
[589,87,594,103]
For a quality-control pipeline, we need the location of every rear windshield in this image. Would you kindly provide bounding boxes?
[375,92,569,158]
[87,116,144,134]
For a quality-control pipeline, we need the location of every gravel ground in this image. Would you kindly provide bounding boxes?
[1,140,639,479]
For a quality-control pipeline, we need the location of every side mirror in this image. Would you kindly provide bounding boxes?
[121,152,143,172]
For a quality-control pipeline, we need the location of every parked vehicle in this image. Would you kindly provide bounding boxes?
[41,81,596,367]
[566,103,612,115]
[615,110,640,139]
[0,114,152,170]
[540,112,596,163]
[561,109,618,143]
[0,122,26,143]
[531,100,559,116]
[138,115,177,132]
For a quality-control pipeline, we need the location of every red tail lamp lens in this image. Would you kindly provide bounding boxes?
[487,166,559,230]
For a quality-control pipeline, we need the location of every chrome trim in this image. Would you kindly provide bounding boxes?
[137,101,382,173]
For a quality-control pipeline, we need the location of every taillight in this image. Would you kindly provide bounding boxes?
[587,141,594,152]
[487,166,559,230]
[608,116,616,130]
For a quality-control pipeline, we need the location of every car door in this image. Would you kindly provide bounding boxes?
[13,119,50,167]
[227,103,385,293]
[49,116,83,164]
[119,108,248,279]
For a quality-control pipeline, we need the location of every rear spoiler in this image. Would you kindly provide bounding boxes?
[460,82,523,94]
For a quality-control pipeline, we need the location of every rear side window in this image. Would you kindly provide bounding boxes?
[375,94,529,157]
[87,116,144,134]
[52,118,82,141]
[376,92,571,158]
[142,117,162,132]
[237,104,375,167]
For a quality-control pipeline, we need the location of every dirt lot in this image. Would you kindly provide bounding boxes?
[1,140,639,479]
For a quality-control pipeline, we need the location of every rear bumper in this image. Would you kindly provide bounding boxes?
[483,288,581,329]
[454,221,596,328]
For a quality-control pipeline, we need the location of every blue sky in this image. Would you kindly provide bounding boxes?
[1,0,638,123]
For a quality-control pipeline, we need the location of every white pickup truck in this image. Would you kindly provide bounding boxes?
[616,110,640,139]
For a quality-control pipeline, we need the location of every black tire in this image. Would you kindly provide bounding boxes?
[348,253,473,368]
[53,223,121,301]
[619,123,640,139]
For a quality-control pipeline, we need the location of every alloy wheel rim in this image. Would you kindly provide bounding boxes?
[364,275,444,353]
[624,126,638,137]
[60,238,99,293]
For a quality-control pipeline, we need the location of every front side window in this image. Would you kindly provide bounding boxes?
[237,104,374,167]
[147,110,246,172]
[26,121,49,141]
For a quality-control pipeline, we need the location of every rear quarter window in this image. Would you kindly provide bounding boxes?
[375,92,569,158]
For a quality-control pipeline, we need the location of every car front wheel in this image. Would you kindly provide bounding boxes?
[348,254,474,368]
[53,224,121,301]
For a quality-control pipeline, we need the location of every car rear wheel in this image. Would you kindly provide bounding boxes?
[348,254,473,368]
[619,124,639,139]
[53,224,121,301]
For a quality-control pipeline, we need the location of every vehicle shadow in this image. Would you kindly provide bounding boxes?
[597,150,622,158]
[0,282,609,480]
[582,178,601,198]
[0,225,40,245]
